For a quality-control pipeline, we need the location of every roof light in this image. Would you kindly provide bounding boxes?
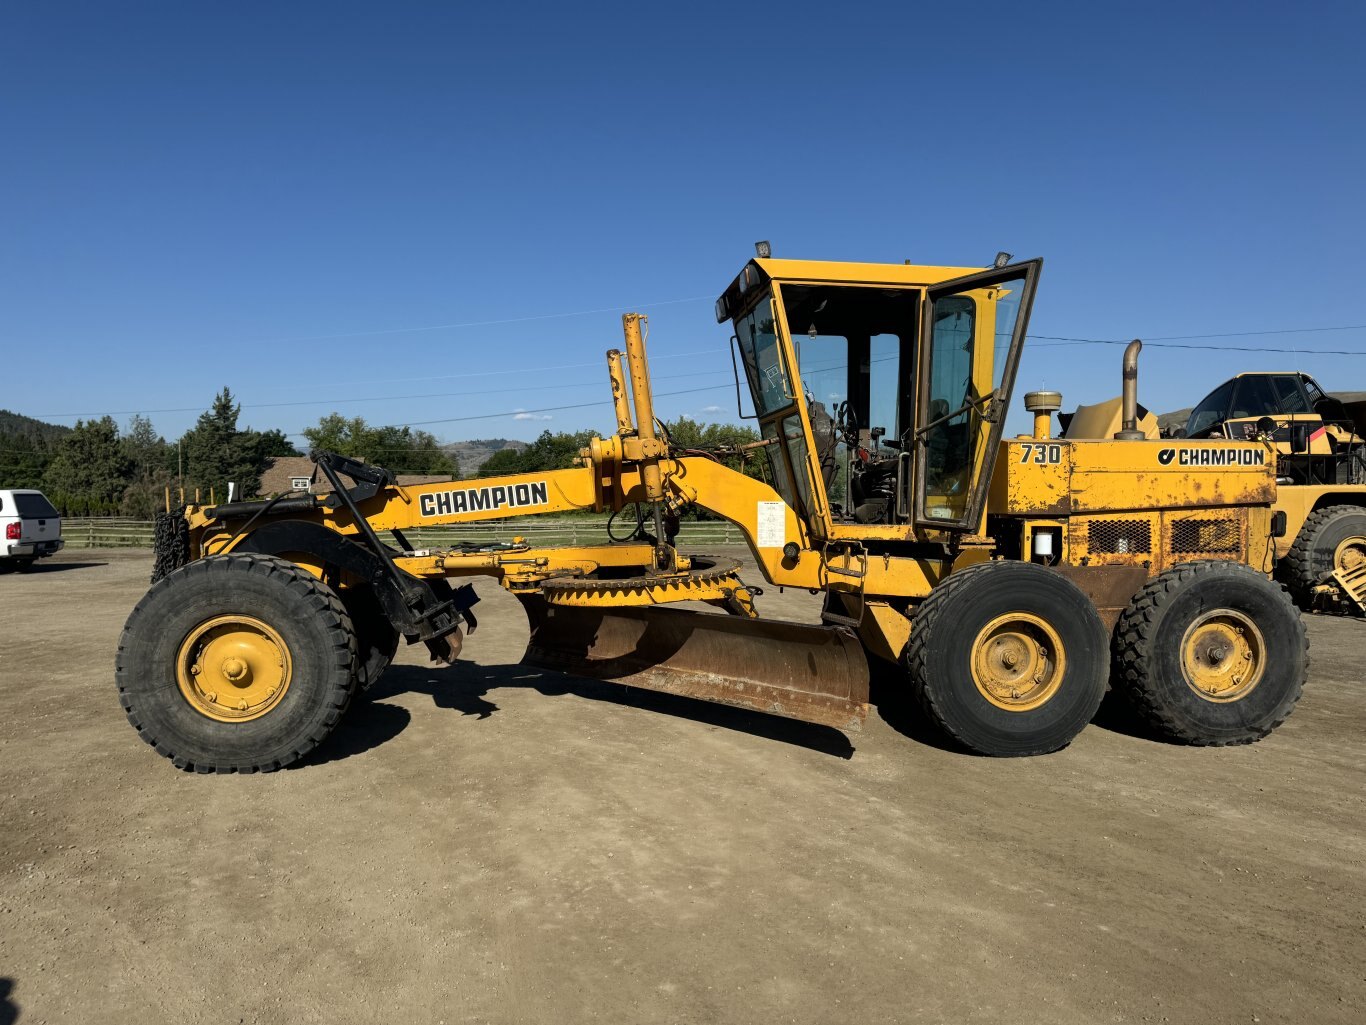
[754,240,771,259]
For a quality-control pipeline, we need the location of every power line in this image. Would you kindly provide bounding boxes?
[1034,324,1366,342]
[20,323,1363,424]
[29,350,731,418]
[1027,337,1362,354]
[250,294,714,346]
[296,383,733,432]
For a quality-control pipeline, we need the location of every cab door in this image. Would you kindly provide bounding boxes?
[912,259,1041,532]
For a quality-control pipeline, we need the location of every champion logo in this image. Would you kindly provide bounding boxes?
[419,480,550,517]
[1157,448,1266,467]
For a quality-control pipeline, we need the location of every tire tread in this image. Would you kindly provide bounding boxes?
[115,553,357,773]
[1113,560,1307,745]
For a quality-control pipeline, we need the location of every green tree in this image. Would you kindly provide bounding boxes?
[476,429,595,476]
[178,388,298,501]
[43,416,133,515]
[0,432,55,490]
[302,414,456,477]
[119,415,175,518]
[662,416,764,479]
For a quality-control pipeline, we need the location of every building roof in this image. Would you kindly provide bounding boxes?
[258,456,321,497]
[257,456,452,497]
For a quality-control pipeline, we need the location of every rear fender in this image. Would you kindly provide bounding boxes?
[232,520,477,642]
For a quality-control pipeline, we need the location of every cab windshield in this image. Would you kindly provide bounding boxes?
[735,293,793,417]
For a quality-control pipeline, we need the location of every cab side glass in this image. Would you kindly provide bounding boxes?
[1186,380,1235,437]
[1230,376,1279,420]
[1272,375,1312,414]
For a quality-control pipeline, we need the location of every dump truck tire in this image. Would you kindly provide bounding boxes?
[907,561,1108,756]
[341,584,400,689]
[1282,505,1366,611]
[1113,561,1306,745]
[116,553,358,773]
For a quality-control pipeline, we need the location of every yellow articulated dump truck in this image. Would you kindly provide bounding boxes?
[117,250,1307,772]
[1176,372,1366,615]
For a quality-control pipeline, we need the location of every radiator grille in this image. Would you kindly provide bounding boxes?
[1171,518,1241,555]
[1088,519,1152,555]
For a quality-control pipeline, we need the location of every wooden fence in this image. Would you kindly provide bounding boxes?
[60,517,749,549]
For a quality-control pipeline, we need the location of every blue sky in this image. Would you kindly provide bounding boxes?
[2,1,1363,447]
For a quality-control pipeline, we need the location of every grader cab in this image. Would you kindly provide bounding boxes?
[117,250,1307,772]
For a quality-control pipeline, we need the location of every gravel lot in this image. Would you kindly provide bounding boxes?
[1,548,1363,1025]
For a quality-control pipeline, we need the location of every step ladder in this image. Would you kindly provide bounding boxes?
[1332,562,1366,614]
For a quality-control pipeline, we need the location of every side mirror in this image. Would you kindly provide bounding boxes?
[1255,416,1278,439]
[1290,423,1310,454]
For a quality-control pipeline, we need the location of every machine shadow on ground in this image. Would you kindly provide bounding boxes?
[349,660,858,759]
[0,977,17,1025]
[1,561,106,574]
[301,656,1188,771]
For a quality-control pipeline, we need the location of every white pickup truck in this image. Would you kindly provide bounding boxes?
[0,489,64,570]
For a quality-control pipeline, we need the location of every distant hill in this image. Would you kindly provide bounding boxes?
[444,437,527,477]
[1157,407,1192,432]
[0,410,71,443]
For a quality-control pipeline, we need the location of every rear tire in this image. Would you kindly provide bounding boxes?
[907,561,1108,756]
[1281,505,1366,612]
[1113,561,1306,745]
[116,554,358,772]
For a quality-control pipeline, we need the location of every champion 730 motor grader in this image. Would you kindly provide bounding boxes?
[117,250,1307,772]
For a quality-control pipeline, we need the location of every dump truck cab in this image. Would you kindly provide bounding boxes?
[1182,371,1366,484]
[1178,372,1366,614]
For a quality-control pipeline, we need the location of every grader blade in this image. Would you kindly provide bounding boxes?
[520,598,870,731]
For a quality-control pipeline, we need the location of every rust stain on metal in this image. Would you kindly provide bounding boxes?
[519,597,870,731]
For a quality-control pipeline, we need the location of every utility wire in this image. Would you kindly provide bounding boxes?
[252,294,714,345]
[29,350,730,418]
[22,324,1363,422]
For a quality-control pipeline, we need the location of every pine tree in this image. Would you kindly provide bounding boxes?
[42,417,132,514]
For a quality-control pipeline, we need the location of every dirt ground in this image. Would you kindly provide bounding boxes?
[1,548,1363,1025]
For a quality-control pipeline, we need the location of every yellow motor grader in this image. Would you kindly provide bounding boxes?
[117,250,1307,772]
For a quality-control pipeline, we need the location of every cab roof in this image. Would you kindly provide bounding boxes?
[753,258,984,287]
[716,257,988,323]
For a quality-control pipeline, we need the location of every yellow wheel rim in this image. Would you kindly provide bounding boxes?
[1333,535,1366,575]
[1180,609,1264,703]
[175,615,292,722]
[970,613,1067,712]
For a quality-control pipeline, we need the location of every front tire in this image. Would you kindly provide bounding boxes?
[1113,561,1306,745]
[116,554,358,772]
[907,561,1108,756]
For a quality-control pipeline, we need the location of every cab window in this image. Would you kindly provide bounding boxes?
[1187,380,1234,437]
[777,283,918,523]
[1272,375,1312,414]
[734,294,792,417]
[1230,376,1279,420]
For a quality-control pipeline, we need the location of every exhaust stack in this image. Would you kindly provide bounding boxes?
[1114,339,1145,440]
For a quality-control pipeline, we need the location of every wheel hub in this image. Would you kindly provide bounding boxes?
[176,615,293,722]
[1180,609,1264,702]
[970,613,1067,712]
[1334,536,1366,575]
